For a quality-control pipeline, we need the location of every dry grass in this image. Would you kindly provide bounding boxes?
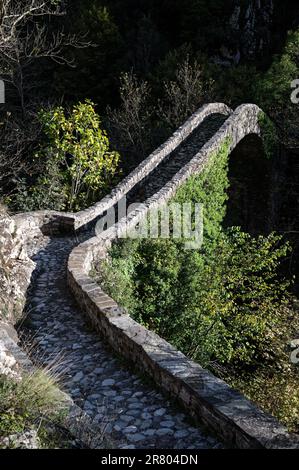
[0,365,69,440]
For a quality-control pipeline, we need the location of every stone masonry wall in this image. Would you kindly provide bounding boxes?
[0,208,74,326]
[72,103,232,230]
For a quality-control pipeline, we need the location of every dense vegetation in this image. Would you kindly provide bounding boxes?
[9,101,120,211]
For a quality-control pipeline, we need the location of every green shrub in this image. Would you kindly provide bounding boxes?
[258,111,279,160]
[173,138,231,244]
[10,100,120,212]
[101,228,291,367]
[255,29,299,148]
[225,365,299,433]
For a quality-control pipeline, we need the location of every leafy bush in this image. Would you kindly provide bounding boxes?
[255,29,299,148]
[101,228,291,367]
[173,138,231,244]
[9,168,67,213]
[11,100,120,212]
[224,364,299,433]
[258,111,279,160]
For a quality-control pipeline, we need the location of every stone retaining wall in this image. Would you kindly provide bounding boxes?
[0,208,81,326]
[67,104,299,449]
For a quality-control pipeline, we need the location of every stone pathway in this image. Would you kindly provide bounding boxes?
[133,113,227,202]
[21,237,222,449]
[20,114,227,449]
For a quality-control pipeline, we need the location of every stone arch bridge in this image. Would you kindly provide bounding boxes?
[3,103,299,449]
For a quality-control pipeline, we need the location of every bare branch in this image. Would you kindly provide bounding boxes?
[0,0,90,114]
[0,0,62,44]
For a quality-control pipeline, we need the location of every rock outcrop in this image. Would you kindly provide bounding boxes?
[0,206,35,325]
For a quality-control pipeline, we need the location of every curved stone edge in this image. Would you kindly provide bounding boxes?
[1,211,72,323]
[10,103,232,234]
[72,102,232,230]
[67,103,299,449]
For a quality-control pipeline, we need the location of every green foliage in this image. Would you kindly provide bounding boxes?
[184,228,290,365]
[38,100,120,210]
[222,300,299,432]
[96,239,140,315]
[173,139,231,243]
[14,100,120,212]
[226,364,299,432]
[102,229,291,367]
[258,111,279,159]
[255,30,299,110]
[255,29,299,148]
[9,169,67,213]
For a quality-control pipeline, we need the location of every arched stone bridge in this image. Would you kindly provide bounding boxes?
[8,103,299,449]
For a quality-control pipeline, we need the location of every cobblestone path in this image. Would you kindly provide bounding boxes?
[21,113,226,449]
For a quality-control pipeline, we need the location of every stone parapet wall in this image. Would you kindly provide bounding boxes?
[73,103,232,230]
[6,104,232,236]
[67,103,299,449]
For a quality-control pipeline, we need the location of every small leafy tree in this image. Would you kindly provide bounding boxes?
[32,100,120,211]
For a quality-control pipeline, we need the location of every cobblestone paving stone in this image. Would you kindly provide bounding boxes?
[21,113,226,449]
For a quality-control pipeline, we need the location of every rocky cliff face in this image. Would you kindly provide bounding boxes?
[216,0,298,66]
[230,0,274,61]
[0,206,34,325]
